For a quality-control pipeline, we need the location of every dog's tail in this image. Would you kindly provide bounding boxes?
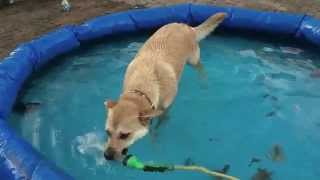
[194,13,227,41]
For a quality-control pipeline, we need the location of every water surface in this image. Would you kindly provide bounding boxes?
[10,32,320,180]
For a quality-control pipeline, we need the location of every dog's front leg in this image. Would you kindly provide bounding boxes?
[149,106,170,143]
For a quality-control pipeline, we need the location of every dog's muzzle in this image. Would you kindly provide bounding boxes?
[104,147,128,161]
[104,148,115,160]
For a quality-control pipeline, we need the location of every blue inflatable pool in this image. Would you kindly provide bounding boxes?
[1,3,320,179]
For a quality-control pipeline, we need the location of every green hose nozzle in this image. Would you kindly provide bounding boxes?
[123,155,173,172]
[123,155,145,170]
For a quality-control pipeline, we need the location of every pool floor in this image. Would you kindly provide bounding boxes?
[9,32,320,180]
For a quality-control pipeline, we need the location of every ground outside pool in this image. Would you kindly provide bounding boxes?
[9,31,320,180]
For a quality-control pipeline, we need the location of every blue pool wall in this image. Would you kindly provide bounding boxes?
[1,3,320,179]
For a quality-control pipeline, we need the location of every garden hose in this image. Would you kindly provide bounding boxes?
[123,154,239,180]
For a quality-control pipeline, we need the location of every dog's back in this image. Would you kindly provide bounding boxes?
[136,23,196,78]
[123,13,226,109]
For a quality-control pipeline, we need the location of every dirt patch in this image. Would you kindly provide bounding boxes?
[0,0,132,59]
[1,0,320,59]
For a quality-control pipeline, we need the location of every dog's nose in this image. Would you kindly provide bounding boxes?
[121,148,128,155]
[104,148,115,160]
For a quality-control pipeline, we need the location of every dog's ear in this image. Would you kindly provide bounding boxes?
[138,109,163,126]
[104,100,117,109]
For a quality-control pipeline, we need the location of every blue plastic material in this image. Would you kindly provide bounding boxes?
[0,120,73,180]
[75,12,137,41]
[31,161,72,180]
[0,45,35,119]
[190,4,232,26]
[190,4,305,35]
[296,16,320,45]
[129,4,192,30]
[1,3,320,180]
[227,8,305,35]
[27,26,80,69]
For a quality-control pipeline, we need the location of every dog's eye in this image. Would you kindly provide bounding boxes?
[119,132,130,140]
[106,130,112,137]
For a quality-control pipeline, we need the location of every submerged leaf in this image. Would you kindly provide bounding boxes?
[252,168,272,180]
[268,144,285,162]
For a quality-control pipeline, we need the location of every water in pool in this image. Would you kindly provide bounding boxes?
[9,32,320,180]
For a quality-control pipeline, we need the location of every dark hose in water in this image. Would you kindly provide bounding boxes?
[122,154,239,180]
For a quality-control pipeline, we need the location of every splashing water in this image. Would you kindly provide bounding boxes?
[73,131,105,166]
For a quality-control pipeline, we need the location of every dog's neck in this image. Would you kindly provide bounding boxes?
[127,89,155,110]
[120,90,155,113]
[122,79,160,110]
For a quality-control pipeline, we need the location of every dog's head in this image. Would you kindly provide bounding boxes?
[103,99,161,161]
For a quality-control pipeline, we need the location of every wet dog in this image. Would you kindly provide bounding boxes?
[104,13,227,161]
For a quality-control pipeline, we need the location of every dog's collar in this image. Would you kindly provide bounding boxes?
[127,89,155,110]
